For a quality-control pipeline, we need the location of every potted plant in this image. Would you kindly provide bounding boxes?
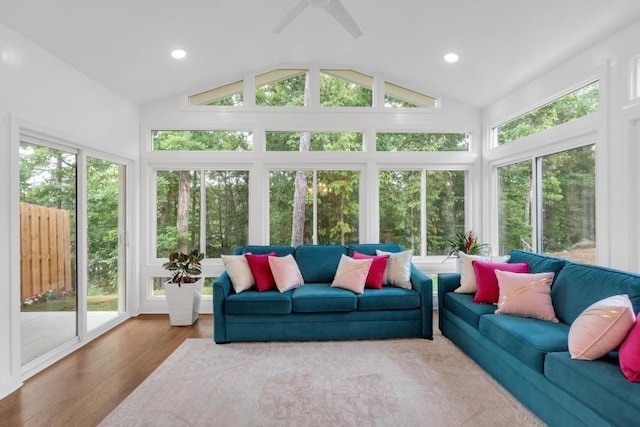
[162,249,205,326]
[444,231,489,271]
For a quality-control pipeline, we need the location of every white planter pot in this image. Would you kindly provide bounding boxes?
[164,278,203,326]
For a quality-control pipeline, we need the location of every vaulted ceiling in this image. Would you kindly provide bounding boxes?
[2,0,640,108]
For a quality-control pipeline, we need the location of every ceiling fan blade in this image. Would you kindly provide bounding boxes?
[273,0,309,34]
[324,0,362,38]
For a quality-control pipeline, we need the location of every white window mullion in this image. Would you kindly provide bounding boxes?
[421,169,427,257]
[200,169,207,256]
[313,170,318,245]
[77,150,88,340]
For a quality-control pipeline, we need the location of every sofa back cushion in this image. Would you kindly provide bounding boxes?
[295,245,347,283]
[508,250,566,282]
[551,262,640,324]
[347,243,403,256]
[239,245,296,257]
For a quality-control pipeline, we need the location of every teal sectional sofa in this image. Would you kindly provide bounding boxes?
[214,243,433,343]
[438,250,640,427]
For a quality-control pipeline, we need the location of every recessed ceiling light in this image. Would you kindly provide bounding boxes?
[444,53,459,63]
[171,49,186,60]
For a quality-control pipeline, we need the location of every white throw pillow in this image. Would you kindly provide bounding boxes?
[268,254,304,293]
[376,249,413,289]
[455,252,510,294]
[221,253,255,293]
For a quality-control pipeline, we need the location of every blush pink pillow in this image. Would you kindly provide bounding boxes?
[494,270,558,322]
[352,251,390,289]
[245,252,277,292]
[619,318,640,382]
[268,254,304,293]
[331,255,373,294]
[472,260,529,304]
[569,294,636,360]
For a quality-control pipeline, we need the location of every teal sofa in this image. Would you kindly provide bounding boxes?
[214,243,433,343]
[438,250,640,427]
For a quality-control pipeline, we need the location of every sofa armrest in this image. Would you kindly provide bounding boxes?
[213,271,233,343]
[411,265,433,339]
[437,273,461,333]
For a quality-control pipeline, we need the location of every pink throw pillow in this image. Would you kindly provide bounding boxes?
[569,294,636,360]
[620,318,640,382]
[268,254,304,293]
[245,252,277,292]
[331,255,373,294]
[472,260,529,304]
[352,251,390,289]
[494,270,558,322]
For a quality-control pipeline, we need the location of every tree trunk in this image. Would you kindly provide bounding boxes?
[291,73,311,246]
[177,170,191,253]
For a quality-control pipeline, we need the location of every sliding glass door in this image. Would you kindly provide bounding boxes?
[19,140,129,367]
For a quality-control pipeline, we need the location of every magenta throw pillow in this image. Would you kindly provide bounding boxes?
[245,252,277,292]
[472,260,529,304]
[352,251,390,289]
[620,318,640,382]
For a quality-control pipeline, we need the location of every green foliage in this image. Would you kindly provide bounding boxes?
[497,82,599,145]
[162,249,204,284]
[445,231,489,259]
[153,130,252,151]
[320,72,372,107]
[266,131,363,151]
[377,133,468,152]
[256,73,306,106]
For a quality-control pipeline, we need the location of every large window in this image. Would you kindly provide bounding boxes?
[377,133,469,152]
[153,130,253,151]
[269,170,360,246]
[186,67,438,110]
[155,169,249,258]
[266,131,363,151]
[379,170,466,256]
[497,145,596,263]
[495,81,599,145]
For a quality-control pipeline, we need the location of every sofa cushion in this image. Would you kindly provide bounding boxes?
[494,270,558,323]
[224,289,292,315]
[357,287,420,311]
[444,293,496,329]
[377,249,413,289]
[352,251,389,289]
[291,283,357,313]
[479,314,570,372]
[551,262,640,325]
[472,260,529,304]
[545,352,640,426]
[241,245,296,257]
[508,250,566,281]
[331,255,372,294]
[346,243,403,256]
[620,318,640,382]
[295,245,347,283]
[568,294,636,360]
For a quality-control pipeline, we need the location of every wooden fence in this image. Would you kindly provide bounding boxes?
[20,203,72,299]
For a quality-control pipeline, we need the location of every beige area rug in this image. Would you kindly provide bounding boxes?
[99,337,544,427]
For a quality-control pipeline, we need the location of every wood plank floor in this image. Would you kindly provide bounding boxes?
[0,314,212,427]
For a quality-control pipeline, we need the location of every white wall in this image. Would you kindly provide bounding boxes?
[0,23,140,399]
[482,18,640,272]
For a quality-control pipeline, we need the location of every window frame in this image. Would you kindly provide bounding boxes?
[490,79,600,148]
